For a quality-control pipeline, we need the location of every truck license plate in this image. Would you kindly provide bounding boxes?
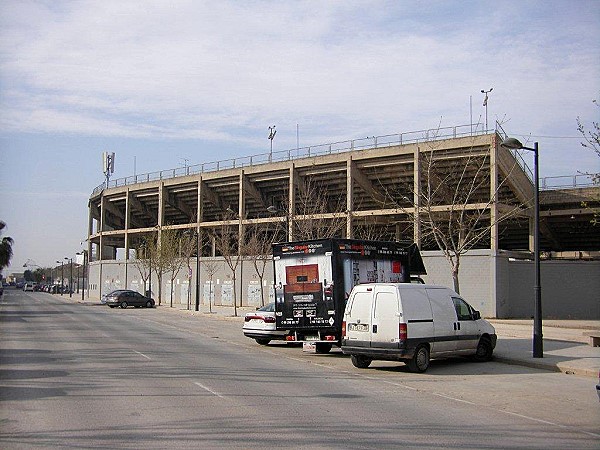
[349,323,369,332]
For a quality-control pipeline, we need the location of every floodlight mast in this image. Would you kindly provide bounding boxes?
[481,88,493,131]
[268,125,276,162]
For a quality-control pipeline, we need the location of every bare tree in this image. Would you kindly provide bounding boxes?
[378,134,525,293]
[293,177,346,240]
[577,98,600,225]
[201,259,220,313]
[213,211,243,316]
[133,235,153,296]
[242,223,275,307]
[161,228,196,308]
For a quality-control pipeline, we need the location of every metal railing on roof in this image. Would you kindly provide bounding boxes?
[91,123,493,195]
[540,174,597,190]
[91,122,595,195]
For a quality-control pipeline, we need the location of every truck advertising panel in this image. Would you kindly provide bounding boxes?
[273,239,420,345]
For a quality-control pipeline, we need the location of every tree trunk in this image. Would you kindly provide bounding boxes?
[452,257,460,294]
[232,275,237,317]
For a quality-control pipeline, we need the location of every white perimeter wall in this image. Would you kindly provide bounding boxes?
[88,252,600,319]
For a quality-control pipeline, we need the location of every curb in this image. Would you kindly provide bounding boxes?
[494,356,598,378]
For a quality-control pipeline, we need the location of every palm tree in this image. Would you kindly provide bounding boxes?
[0,221,14,270]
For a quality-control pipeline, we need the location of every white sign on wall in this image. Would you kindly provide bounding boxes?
[203,281,215,306]
[221,281,233,305]
[247,281,261,307]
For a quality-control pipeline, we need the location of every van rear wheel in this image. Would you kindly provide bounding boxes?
[407,345,430,372]
[351,355,372,369]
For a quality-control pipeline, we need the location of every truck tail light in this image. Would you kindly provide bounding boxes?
[325,335,336,341]
[342,321,346,338]
[399,323,407,341]
[286,335,296,341]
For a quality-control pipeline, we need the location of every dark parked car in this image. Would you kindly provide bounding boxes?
[103,290,155,309]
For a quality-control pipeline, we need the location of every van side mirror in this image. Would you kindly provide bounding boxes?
[473,311,481,320]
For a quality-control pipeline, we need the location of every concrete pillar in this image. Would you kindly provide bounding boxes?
[346,158,354,239]
[413,146,422,247]
[288,165,296,241]
[489,135,499,251]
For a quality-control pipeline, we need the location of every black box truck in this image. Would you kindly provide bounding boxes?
[272,238,425,353]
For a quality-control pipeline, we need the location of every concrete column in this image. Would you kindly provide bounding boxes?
[99,194,106,260]
[346,158,354,239]
[288,165,296,241]
[157,183,165,228]
[124,189,131,259]
[413,146,422,247]
[489,135,499,252]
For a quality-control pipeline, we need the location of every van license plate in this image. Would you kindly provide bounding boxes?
[349,323,369,332]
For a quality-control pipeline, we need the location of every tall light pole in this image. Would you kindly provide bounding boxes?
[56,260,64,295]
[77,250,88,301]
[195,229,201,312]
[268,125,276,162]
[65,257,73,298]
[481,88,493,131]
[501,137,542,358]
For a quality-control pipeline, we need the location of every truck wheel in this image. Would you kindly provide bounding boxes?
[407,345,430,372]
[351,355,372,369]
[474,337,493,362]
[315,343,332,354]
[255,338,270,346]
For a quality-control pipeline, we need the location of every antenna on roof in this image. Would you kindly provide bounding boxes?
[102,152,115,189]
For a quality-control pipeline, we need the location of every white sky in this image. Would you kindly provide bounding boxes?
[0,0,599,272]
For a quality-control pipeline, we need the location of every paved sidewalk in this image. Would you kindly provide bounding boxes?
[82,296,600,378]
[488,319,600,378]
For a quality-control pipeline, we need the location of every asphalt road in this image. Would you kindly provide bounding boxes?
[1,289,599,449]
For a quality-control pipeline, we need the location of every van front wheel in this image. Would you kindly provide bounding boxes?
[351,355,372,369]
[407,345,430,372]
[474,338,493,362]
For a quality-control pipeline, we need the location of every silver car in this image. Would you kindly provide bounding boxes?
[243,302,289,345]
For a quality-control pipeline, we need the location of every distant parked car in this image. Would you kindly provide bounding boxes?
[103,290,155,309]
[243,302,289,345]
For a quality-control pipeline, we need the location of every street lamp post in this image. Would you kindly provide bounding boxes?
[195,230,200,312]
[77,250,88,301]
[56,260,64,295]
[65,257,73,298]
[501,137,542,358]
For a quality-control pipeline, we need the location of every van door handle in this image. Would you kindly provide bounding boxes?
[454,322,461,331]
[373,325,378,333]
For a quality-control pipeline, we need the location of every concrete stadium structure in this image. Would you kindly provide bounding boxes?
[87,125,600,318]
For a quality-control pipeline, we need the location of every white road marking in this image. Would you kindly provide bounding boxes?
[133,350,151,360]
[194,382,225,399]
[501,410,600,438]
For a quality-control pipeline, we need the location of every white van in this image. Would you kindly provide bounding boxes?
[341,283,497,372]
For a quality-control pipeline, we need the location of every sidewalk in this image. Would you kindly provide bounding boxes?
[81,296,600,378]
[488,319,599,378]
